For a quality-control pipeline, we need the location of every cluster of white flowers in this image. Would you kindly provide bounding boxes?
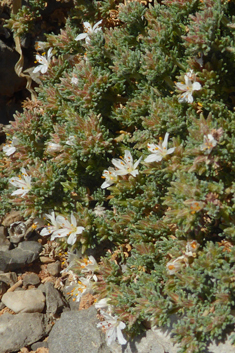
[166,240,199,275]
[101,150,142,189]
[61,252,127,346]
[40,211,85,245]
[62,255,99,307]
[175,69,202,103]
[32,21,102,77]
[101,134,176,188]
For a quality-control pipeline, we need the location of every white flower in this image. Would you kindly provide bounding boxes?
[145,132,175,163]
[80,255,99,275]
[9,167,32,197]
[93,205,106,217]
[97,310,127,346]
[176,70,201,103]
[200,134,217,153]
[3,136,19,156]
[66,135,76,146]
[185,240,199,257]
[183,199,204,214]
[40,211,65,237]
[101,167,118,189]
[33,47,53,74]
[3,144,16,156]
[35,41,48,51]
[52,213,85,245]
[166,255,188,275]
[75,20,102,44]
[71,76,78,85]
[45,142,62,154]
[111,150,142,177]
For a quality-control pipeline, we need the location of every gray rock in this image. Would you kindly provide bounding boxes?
[0,302,6,310]
[22,273,40,287]
[0,226,10,251]
[0,241,42,272]
[0,312,48,353]
[47,261,61,276]
[109,327,178,353]
[0,281,8,295]
[48,306,111,353]
[2,288,45,313]
[30,341,48,351]
[0,272,18,287]
[43,281,66,315]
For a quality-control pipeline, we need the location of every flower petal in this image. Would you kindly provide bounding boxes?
[40,65,48,74]
[40,228,51,236]
[67,232,77,245]
[106,326,116,346]
[116,326,127,345]
[162,132,169,149]
[83,22,92,31]
[144,154,162,163]
[70,213,77,228]
[93,19,102,31]
[75,33,88,41]
[166,147,175,155]
[192,82,201,91]
[111,158,125,170]
[11,189,25,195]
[76,226,85,234]
[32,65,43,74]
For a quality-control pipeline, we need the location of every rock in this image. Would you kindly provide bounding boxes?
[47,261,61,276]
[0,241,42,272]
[34,348,49,353]
[0,272,17,287]
[2,288,45,313]
[39,256,55,263]
[0,280,8,295]
[22,273,41,287]
[42,281,66,315]
[30,341,48,351]
[48,306,111,353]
[108,328,177,353]
[0,312,48,353]
[0,226,10,251]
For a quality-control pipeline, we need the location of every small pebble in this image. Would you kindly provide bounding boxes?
[47,261,61,276]
[40,256,55,263]
[22,273,40,287]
